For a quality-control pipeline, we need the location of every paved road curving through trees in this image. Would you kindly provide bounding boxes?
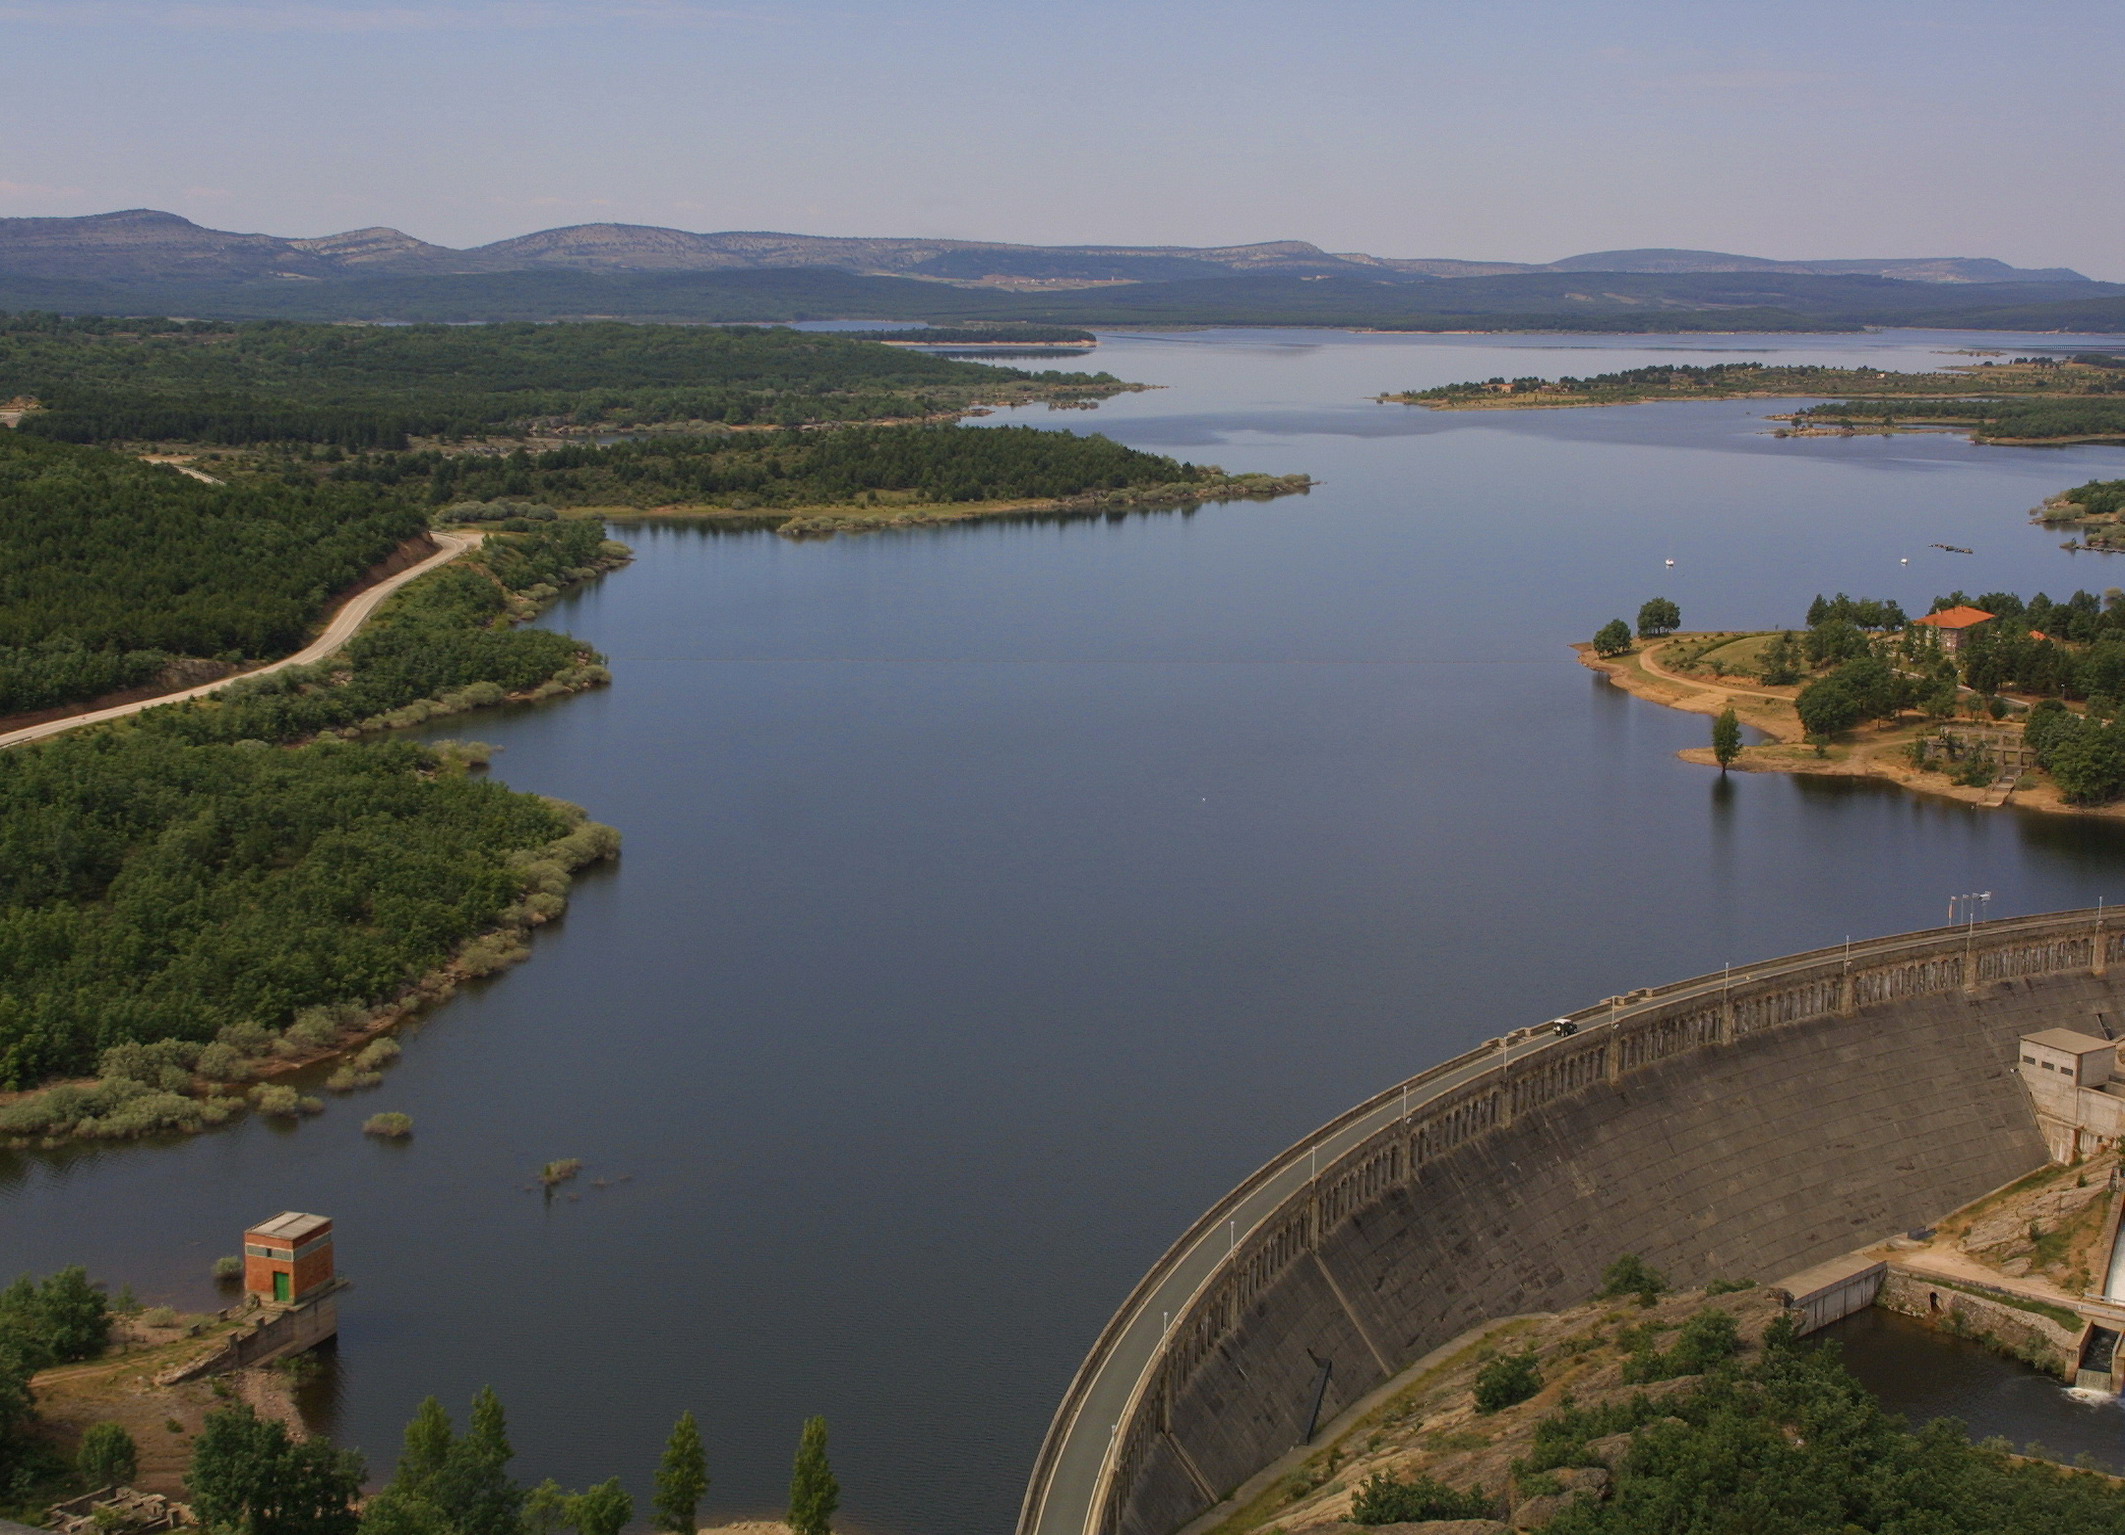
[0,530,480,750]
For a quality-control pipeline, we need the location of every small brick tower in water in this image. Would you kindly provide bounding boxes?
[243,1212,334,1307]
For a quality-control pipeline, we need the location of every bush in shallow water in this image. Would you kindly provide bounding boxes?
[250,1084,302,1117]
[286,1003,365,1052]
[353,1038,401,1071]
[458,934,531,977]
[363,1112,413,1138]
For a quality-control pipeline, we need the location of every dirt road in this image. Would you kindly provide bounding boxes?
[0,531,480,750]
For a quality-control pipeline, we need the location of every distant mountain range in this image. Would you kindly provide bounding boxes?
[0,209,2091,287]
[1,210,2117,332]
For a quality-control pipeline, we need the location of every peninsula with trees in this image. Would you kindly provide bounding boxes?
[1386,354,2124,409]
[0,314,1134,448]
[1580,580,2125,815]
[0,311,1312,1145]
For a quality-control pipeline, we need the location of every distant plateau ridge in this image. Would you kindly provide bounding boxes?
[2,209,2120,332]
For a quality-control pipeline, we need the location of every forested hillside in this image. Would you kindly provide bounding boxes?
[0,432,426,714]
[334,424,1215,511]
[0,518,624,1103]
[0,314,1126,448]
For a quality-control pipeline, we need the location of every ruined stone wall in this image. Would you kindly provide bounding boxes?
[1094,919,2125,1535]
[1878,1269,2082,1377]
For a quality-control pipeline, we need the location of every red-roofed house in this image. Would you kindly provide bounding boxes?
[1913,605,1995,653]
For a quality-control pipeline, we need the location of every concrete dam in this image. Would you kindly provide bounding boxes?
[1019,908,2125,1535]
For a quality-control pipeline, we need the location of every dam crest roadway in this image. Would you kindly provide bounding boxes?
[1020,907,2124,1535]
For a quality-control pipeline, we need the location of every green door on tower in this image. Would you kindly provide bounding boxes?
[273,1271,291,1303]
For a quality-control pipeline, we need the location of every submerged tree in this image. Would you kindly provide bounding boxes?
[1712,708,1742,772]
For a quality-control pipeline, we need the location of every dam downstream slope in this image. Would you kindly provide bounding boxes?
[1026,911,2125,1535]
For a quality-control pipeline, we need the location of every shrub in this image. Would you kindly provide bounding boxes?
[212,1256,244,1281]
[138,1306,179,1328]
[1349,1471,1493,1525]
[250,1084,302,1117]
[78,1420,139,1490]
[353,1038,401,1071]
[78,1089,210,1139]
[1600,1254,1668,1307]
[363,1112,413,1138]
[195,1042,249,1082]
[1626,1307,1741,1381]
[285,1004,362,1052]
[97,1039,200,1085]
[1473,1349,1544,1413]
[217,1020,275,1057]
[458,934,530,977]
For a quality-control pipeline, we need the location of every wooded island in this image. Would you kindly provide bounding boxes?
[1386,355,2125,443]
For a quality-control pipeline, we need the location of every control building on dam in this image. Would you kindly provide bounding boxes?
[1019,908,2125,1535]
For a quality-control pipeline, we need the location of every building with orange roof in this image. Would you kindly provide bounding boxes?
[1912,605,1994,653]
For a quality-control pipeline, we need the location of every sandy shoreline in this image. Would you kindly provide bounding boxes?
[1576,635,2125,821]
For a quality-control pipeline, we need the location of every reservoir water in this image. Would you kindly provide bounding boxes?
[10,329,2125,1533]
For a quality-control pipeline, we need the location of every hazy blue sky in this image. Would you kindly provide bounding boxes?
[4,0,2121,276]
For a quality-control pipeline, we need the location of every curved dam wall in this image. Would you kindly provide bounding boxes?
[1060,911,2125,1535]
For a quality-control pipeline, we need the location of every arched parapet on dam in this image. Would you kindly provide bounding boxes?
[1021,909,2125,1535]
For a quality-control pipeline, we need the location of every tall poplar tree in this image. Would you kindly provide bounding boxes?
[397,1398,455,1495]
[787,1418,839,1535]
[653,1412,709,1534]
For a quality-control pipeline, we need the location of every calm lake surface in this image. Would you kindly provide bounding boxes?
[11,329,2125,1533]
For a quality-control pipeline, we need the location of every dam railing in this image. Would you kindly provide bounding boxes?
[1017,905,2121,1535]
